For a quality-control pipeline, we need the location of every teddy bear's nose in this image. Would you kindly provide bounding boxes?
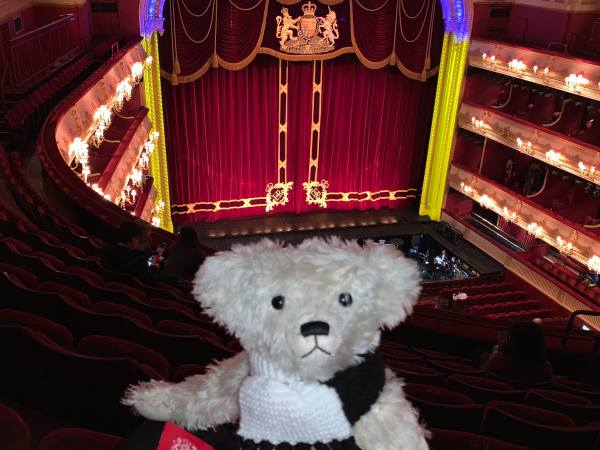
[300,321,330,337]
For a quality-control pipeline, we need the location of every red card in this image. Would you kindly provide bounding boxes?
[157,422,214,450]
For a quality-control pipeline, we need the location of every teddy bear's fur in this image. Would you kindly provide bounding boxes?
[123,237,429,449]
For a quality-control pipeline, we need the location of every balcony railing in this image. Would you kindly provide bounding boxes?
[4,14,83,94]
[448,163,600,272]
[469,38,600,102]
[458,101,600,187]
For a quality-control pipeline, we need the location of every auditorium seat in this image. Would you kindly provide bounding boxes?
[386,360,446,385]
[523,91,558,125]
[379,347,423,362]
[0,326,146,434]
[173,363,207,382]
[93,302,153,327]
[156,319,222,343]
[545,99,585,136]
[429,428,528,450]
[497,85,531,117]
[77,335,171,381]
[555,381,600,404]
[0,403,31,450]
[481,401,600,450]
[151,298,197,318]
[38,282,93,309]
[405,383,483,432]
[426,359,483,376]
[525,389,600,425]
[0,310,74,349]
[36,428,124,450]
[446,374,525,404]
[0,262,39,287]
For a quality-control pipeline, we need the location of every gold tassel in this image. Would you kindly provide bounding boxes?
[174,57,181,75]
[420,67,427,81]
[425,55,431,71]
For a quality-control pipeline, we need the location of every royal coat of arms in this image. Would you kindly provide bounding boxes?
[275,2,339,54]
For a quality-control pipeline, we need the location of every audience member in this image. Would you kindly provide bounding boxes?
[484,321,554,383]
[161,226,207,281]
[101,221,157,285]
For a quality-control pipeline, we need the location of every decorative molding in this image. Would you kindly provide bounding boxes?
[470,38,600,103]
[459,101,600,186]
[442,211,600,331]
[448,164,600,271]
[139,0,166,37]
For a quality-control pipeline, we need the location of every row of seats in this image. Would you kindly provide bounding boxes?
[5,56,93,131]
[379,343,600,449]
[420,273,503,297]
[533,258,600,306]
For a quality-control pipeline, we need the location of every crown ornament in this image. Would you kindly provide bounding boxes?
[302,1,317,15]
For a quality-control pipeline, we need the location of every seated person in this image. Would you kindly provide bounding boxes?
[101,221,157,285]
[161,226,207,281]
[484,321,554,384]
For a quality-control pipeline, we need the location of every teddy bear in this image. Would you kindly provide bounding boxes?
[123,237,429,450]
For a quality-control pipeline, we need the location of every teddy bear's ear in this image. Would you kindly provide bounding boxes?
[192,239,284,329]
[363,242,421,329]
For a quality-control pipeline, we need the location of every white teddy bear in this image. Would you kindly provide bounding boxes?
[123,237,429,450]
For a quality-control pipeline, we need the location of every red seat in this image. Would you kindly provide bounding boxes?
[0,326,147,435]
[173,363,206,382]
[156,319,221,343]
[555,380,600,404]
[0,403,30,450]
[446,374,525,404]
[386,360,446,385]
[526,389,600,425]
[36,427,124,450]
[38,282,93,309]
[0,310,74,349]
[151,298,196,318]
[481,401,600,450]
[65,266,105,286]
[0,262,39,287]
[427,359,482,375]
[412,348,460,361]
[93,301,153,327]
[405,383,482,432]
[429,428,528,450]
[104,281,148,303]
[77,335,170,381]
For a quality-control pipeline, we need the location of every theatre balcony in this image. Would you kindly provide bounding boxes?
[468,39,600,102]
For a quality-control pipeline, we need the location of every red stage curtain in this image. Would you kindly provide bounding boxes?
[159,0,442,84]
[166,55,438,223]
[164,56,280,222]
[304,55,437,213]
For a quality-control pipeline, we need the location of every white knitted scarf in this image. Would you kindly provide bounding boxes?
[237,352,352,445]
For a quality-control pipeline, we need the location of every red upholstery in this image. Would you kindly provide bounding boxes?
[104,282,148,303]
[526,389,600,425]
[386,360,446,385]
[405,383,482,432]
[36,428,124,450]
[556,381,600,403]
[93,301,153,327]
[0,326,146,434]
[151,298,196,317]
[499,85,531,116]
[429,428,528,450]
[156,319,221,343]
[0,262,39,287]
[0,404,30,450]
[173,363,206,382]
[0,310,74,349]
[38,282,93,309]
[427,359,482,375]
[379,347,422,362]
[481,401,600,450]
[446,374,525,404]
[77,335,170,380]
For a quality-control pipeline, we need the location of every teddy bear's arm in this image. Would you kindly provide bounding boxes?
[352,368,429,450]
[122,351,250,430]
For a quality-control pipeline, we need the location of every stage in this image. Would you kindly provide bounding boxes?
[195,209,504,278]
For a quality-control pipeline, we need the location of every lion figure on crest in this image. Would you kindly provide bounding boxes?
[276,8,299,49]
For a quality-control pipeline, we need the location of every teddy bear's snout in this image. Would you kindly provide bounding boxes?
[300,321,330,337]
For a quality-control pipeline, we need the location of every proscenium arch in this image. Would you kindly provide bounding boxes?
[137,0,474,224]
[138,0,473,39]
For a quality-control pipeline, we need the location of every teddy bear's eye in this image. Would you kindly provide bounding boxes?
[339,292,353,307]
[271,295,285,310]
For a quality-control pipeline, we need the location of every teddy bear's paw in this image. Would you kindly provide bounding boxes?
[122,380,176,422]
